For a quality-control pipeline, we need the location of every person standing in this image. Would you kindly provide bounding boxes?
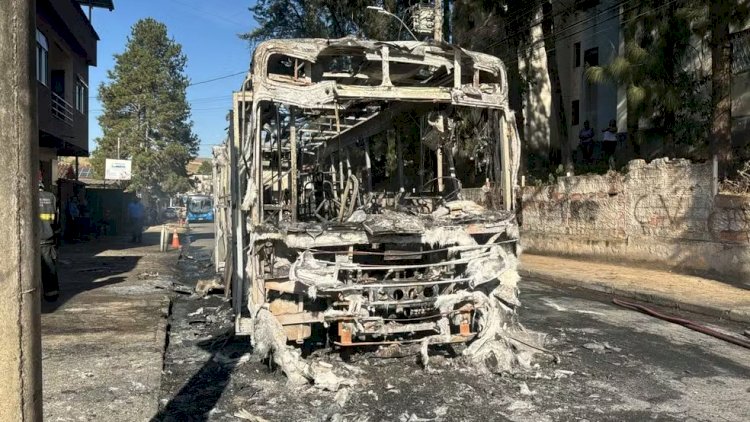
[66,195,80,241]
[39,183,60,302]
[127,196,145,243]
[578,120,595,163]
[602,119,618,168]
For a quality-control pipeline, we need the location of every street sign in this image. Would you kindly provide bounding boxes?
[104,158,132,180]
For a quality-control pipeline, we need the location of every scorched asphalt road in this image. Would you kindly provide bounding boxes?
[155,222,749,422]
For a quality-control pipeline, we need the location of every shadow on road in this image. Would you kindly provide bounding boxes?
[41,230,166,313]
[151,331,252,422]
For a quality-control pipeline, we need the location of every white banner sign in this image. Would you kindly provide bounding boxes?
[105,159,132,180]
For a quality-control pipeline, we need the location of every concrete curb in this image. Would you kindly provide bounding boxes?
[520,269,750,324]
[150,295,172,417]
[154,296,172,355]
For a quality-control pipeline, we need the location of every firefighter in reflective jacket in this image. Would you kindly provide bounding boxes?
[39,183,60,302]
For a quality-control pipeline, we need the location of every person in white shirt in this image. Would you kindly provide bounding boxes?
[601,119,618,167]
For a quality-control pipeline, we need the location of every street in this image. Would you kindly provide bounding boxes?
[156,223,750,422]
[41,229,173,421]
[2,2,749,421]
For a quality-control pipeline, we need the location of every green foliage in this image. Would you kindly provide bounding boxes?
[585,0,749,160]
[242,0,415,44]
[583,1,704,152]
[197,160,212,175]
[91,19,198,197]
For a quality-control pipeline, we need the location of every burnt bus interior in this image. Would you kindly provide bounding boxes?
[226,38,523,354]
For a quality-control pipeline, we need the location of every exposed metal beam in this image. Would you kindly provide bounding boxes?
[319,102,433,158]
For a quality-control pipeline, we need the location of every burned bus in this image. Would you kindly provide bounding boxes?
[214,37,541,384]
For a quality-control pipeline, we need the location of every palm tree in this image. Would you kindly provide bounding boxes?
[586,0,702,158]
[587,0,749,168]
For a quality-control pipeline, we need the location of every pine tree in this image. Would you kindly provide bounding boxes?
[91,18,198,197]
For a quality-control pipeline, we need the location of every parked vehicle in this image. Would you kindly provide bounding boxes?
[164,207,179,220]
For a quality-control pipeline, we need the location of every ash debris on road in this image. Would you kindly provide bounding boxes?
[240,202,549,390]
[156,242,562,421]
[155,228,749,422]
[154,250,582,421]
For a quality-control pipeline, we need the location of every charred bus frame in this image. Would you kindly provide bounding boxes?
[219,38,526,360]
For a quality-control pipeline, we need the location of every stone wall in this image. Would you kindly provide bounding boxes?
[520,158,750,283]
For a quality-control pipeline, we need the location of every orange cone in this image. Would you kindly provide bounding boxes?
[171,229,181,249]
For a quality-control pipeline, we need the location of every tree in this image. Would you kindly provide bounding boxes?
[585,0,749,166]
[197,160,212,175]
[585,0,711,160]
[710,1,732,176]
[453,0,569,177]
[242,0,417,45]
[91,18,198,197]
[541,0,571,170]
[708,0,749,176]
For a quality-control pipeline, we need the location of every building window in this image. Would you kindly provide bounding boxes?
[584,47,599,67]
[732,28,750,74]
[75,76,87,114]
[574,42,581,68]
[36,29,48,86]
[572,100,580,126]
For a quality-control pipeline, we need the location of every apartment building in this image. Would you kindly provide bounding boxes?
[552,0,749,156]
[554,0,623,155]
[35,0,113,188]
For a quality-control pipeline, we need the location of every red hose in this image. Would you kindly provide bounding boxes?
[612,298,750,349]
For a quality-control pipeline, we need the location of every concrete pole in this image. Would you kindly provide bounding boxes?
[0,0,44,420]
[499,113,513,211]
[396,131,405,192]
[434,0,443,41]
[289,107,298,221]
[437,147,444,192]
[364,139,372,193]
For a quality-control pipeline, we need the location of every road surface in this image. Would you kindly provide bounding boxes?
[156,222,750,421]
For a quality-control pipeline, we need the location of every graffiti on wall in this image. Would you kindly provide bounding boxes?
[632,185,711,232]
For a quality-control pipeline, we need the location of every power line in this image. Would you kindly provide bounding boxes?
[187,71,247,87]
[188,94,233,102]
[90,104,230,114]
[501,0,682,68]
[191,106,231,111]
[88,70,247,99]
[489,0,628,50]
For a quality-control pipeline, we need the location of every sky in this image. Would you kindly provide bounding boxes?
[87,0,257,158]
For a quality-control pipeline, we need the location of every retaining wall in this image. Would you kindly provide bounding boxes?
[520,158,750,283]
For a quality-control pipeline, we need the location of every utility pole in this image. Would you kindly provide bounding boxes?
[0,0,44,420]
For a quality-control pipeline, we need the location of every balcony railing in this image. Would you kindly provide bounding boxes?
[51,91,74,126]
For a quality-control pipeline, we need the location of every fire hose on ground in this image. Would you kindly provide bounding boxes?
[612,298,750,350]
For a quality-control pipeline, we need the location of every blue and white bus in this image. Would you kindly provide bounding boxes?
[186,195,214,223]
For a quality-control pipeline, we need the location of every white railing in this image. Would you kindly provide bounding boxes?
[51,91,74,126]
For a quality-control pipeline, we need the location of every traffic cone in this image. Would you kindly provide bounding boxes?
[171,229,181,249]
